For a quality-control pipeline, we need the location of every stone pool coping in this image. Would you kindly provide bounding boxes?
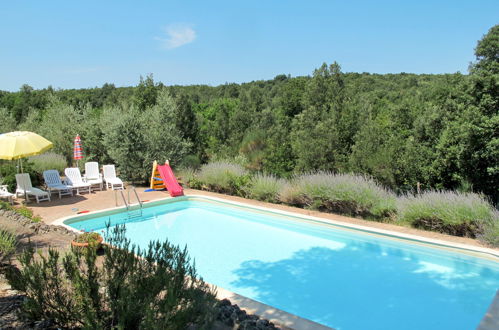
[478,290,499,330]
[38,187,496,251]
[193,195,499,260]
[52,193,499,329]
[54,193,499,260]
[186,189,498,252]
[215,287,331,330]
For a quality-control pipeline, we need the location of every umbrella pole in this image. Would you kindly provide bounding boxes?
[18,159,28,204]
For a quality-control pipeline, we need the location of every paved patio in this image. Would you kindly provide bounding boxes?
[24,186,170,224]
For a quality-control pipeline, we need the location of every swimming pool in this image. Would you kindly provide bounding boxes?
[63,196,499,329]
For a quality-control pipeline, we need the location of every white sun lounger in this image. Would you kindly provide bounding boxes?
[103,165,124,190]
[84,162,103,191]
[43,170,73,199]
[0,185,15,205]
[15,173,51,203]
[64,168,91,194]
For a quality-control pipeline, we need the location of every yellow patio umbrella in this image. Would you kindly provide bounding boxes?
[0,131,53,171]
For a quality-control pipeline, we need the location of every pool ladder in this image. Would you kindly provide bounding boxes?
[115,187,143,219]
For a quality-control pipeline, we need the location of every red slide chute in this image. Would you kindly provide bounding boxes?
[156,162,184,197]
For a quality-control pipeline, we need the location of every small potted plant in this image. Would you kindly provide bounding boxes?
[71,231,103,249]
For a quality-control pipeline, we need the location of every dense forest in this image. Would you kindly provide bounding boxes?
[1,25,497,203]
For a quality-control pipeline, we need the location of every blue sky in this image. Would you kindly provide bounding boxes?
[1,1,498,91]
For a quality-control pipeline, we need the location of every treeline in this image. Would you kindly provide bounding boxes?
[1,25,497,203]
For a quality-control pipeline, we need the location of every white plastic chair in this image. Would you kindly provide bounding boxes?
[43,170,73,199]
[0,185,15,205]
[15,173,51,203]
[103,165,124,190]
[84,162,103,191]
[64,168,91,194]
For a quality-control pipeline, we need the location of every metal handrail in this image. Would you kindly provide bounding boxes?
[133,188,143,209]
[119,190,129,210]
[115,187,142,219]
[126,186,143,209]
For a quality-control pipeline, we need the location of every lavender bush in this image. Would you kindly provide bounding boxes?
[29,152,67,174]
[480,210,499,246]
[282,172,397,219]
[398,190,499,244]
[246,174,286,203]
[278,182,302,206]
[196,161,248,193]
[177,167,197,188]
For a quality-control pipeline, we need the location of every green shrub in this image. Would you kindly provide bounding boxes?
[7,225,217,328]
[74,232,102,245]
[246,174,286,203]
[398,191,499,243]
[180,154,202,169]
[0,228,17,263]
[0,200,14,211]
[6,205,42,223]
[287,172,397,219]
[479,210,499,247]
[278,182,302,206]
[31,215,42,223]
[0,161,39,192]
[0,161,19,193]
[230,173,252,197]
[197,161,248,194]
[29,152,67,174]
[14,206,33,218]
[177,167,197,188]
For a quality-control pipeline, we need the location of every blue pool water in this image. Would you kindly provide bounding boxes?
[66,198,499,330]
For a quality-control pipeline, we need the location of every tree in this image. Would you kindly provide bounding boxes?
[101,103,149,183]
[101,91,191,184]
[173,93,199,147]
[0,108,16,133]
[203,98,238,157]
[134,74,158,111]
[276,77,306,117]
[80,105,111,163]
[144,90,192,168]
[20,96,83,164]
[10,84,36,123]
[460,25,499,201]
[291,62,346,171]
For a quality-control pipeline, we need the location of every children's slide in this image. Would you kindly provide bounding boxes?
[156,162,184,197]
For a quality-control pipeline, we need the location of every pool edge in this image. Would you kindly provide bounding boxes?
[54,194,499,261]
[215,286,333,330]
[478,290,499,330]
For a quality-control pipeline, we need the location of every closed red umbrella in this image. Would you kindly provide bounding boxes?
[74,134,83,166]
